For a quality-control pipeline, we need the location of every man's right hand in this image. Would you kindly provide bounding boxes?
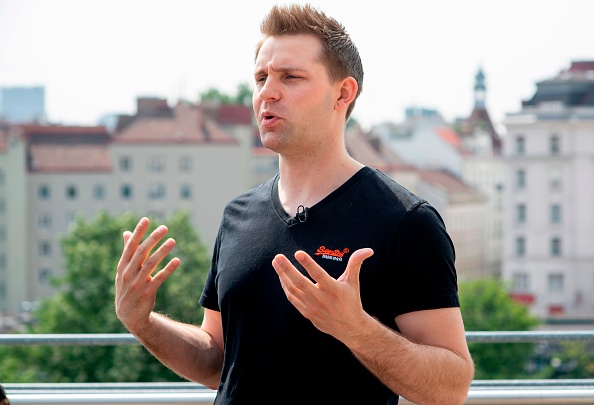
[115,217,181,335]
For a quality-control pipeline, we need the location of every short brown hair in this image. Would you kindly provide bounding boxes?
[256,4,364,120]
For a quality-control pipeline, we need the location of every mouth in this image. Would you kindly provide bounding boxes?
[260,112,280,126]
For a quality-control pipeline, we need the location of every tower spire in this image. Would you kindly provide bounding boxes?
[474,67,486,108]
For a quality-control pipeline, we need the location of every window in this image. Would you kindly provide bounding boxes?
[513,272,530,292]
[39,268,52,285]
[0,226,5,242]
[0,254,6,270]
[515,135,525,155]
[93,184,105,200]
[550,134,560,155]
[551,237,562,257]
[550,167,562,190]
[515,236,526,257]
[66,185,77,199]
[39,241,52,256]
[38,184,50,199]
[148,183,166,200]
[180,184,192,199]
[38,213,52,229]
[120,156,132,172]
[66,212,76,228]
[0,169,4,185]
[516,204,526,224]
[0,198,5,213]
[548,273,564,293]
[551,204,561,224]
[121,184,133,199]
[148,156,165,172]
[180,156,193,172]
[516,169,526,190]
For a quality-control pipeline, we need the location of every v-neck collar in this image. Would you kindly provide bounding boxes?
[271,166,373,226]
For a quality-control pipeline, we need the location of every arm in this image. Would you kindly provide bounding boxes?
[115,217,224,389]
[349,307,473,405]
[272,249,473,405]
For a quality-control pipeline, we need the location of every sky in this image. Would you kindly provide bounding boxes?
[0,0,593,134]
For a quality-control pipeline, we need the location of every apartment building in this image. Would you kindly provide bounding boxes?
[458,68,504,278]
[0,98,252,318]
[503,61,594,318]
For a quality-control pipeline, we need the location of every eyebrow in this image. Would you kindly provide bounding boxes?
[254,65,308,77]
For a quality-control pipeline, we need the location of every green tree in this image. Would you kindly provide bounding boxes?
[533,341,594,379]
[0,210,210,382]
[200,82,253,105]
[459,278,540,379]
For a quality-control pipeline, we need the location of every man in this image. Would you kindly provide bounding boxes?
[0,385,10,405]
[115,4,474,404]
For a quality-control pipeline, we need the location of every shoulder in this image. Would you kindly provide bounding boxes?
[361,168,426,211]
[353,168,430,227]
[356,168,449,241]
[223,175,276,216]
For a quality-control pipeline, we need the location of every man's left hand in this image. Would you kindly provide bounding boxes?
[272,248,374,339]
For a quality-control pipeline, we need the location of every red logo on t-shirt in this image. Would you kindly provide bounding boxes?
[315,246,350,262]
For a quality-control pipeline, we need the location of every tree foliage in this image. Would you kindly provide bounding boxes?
[531,340,594,379]
[459,278,541,379]
[200,82,252,106]
[0,210,210,382]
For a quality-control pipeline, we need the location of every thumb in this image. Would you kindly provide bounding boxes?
[343,248,374,283]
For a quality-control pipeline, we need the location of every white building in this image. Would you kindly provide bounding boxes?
[503,61,594,318]
[458,68,505,278]
[0,98,252,320]
[374,108,467,177]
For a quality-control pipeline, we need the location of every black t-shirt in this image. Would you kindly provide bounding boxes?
[199,167,459,404]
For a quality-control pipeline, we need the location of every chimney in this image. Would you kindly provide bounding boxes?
[137,97,169,116]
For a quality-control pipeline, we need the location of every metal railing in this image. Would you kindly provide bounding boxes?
[4,380,594,405]
[2,330,594,346]
[2,331,594,404]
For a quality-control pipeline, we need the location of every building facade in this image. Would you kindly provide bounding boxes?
[458,68,505,278]
[0,98,252,320]
[503,61,594,318]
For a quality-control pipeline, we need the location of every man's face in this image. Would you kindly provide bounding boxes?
[253,34,338,155]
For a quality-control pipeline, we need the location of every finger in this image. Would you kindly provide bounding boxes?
[152,257,181,287]
[130,226,171,275]
[272,254,315,293]
[294,250,334,287]
[123,231,132,246]
[341,248,374,284]
[139,237,177,279]
[119,218,150,269]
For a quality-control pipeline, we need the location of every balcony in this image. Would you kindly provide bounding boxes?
[2,331,594,404]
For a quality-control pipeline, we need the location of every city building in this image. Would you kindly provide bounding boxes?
[503,61,594,318]
[0,97,252,320]
[457,68,505,278]
[0,86,45,123]
[373,108,468,176]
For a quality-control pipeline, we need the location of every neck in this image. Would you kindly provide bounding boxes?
[277,147,363,216]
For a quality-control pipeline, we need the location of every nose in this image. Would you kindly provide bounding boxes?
[257,77,281,102]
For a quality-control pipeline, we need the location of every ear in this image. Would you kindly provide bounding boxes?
[334,76,358,114]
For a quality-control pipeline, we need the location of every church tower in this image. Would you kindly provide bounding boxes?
[459,67,502,156]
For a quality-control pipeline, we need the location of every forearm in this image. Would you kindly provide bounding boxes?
[130,312,223,389]
[345,314,473,405]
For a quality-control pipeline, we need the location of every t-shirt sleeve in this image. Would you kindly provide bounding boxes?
[392,202,460,317]
[198,227,222,311]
